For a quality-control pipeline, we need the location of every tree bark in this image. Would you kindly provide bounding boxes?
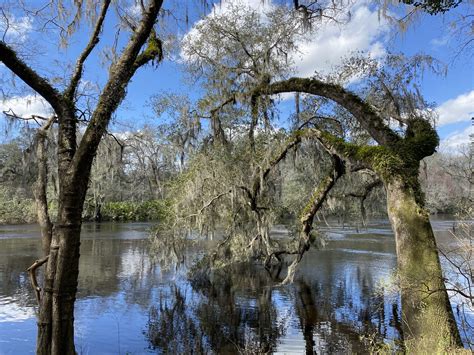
[37,222,81,355]
[34,118,55,256]
[386,177,462,351]
[282,154,344,284]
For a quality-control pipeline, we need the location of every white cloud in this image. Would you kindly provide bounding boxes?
[430,34,449,48]
[0,95,52,118]
[292,5,389,77]
[436,90,474,126]
[0,14,32,42]
[439,125,473,153]
[183,1,389,83]
[181,0,275,63]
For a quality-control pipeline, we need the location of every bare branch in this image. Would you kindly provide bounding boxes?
[64,0,112,101]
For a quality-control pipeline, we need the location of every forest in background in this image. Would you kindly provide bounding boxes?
[0,124,471,225]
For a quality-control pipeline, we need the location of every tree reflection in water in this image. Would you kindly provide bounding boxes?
[1,223,407,353]
[145,260,403,354]
[146,263,286,354]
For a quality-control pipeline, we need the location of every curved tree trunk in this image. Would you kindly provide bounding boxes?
[385,178,462,351]
[255,75,464,351]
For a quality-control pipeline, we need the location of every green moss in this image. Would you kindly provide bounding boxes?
[300,176,332,220]
[318,120,438,207]
[320,132,405,181]
[396,118,439,162]
[143,29,163,62]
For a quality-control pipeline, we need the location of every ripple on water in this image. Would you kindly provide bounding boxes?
[0,296,36,323]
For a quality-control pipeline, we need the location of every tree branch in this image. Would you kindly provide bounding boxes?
[185,190,232,219]
[132,28,163,70]
[0,41,63,113]
[281,154,345,284]
[252,130,306,199]
[256,77,401,146]
[64,0,112,101]
[71,0,163,187]
[34,116,55,255]
[27,256,49,305]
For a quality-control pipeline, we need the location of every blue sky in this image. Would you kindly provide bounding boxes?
[0,0,472,151]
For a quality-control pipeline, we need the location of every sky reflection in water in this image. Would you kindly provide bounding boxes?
[0,219,468,354]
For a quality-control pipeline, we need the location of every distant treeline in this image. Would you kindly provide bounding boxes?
[0,127,470,225]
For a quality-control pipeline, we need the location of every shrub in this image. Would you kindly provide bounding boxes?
[0,187,37,224]
[100,199,172,222]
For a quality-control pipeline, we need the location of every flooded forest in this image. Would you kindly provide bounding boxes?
[0,1,472,354]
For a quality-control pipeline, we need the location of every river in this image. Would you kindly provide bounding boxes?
[0,218,471,354]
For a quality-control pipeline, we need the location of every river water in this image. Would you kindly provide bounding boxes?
[0,219,470,354]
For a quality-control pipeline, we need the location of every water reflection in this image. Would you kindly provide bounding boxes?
[146,264,285,354]
[0,220,464,353]
[145,242,400,354]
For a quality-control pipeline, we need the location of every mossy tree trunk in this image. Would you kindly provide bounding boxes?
[386,177,462,351]
[282,154,344,284]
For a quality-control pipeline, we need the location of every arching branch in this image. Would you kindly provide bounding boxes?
[255,77,401,146]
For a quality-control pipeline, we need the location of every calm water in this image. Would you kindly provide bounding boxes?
[0,219,469,354]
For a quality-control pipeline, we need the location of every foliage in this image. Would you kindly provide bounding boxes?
[0,186,36,224]
[87,199,172,222]
[401,0,462,14]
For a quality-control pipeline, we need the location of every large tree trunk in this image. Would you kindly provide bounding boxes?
[37,177,85,355]
[385,178,462,352]
[36,226,81,355]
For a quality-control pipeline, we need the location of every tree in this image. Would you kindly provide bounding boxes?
[150,93,201,171]
[253,71,462,351]
[400,0,462,14]
[181,2,302,148]
[178,2,464,347]
[0,1,164,353]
